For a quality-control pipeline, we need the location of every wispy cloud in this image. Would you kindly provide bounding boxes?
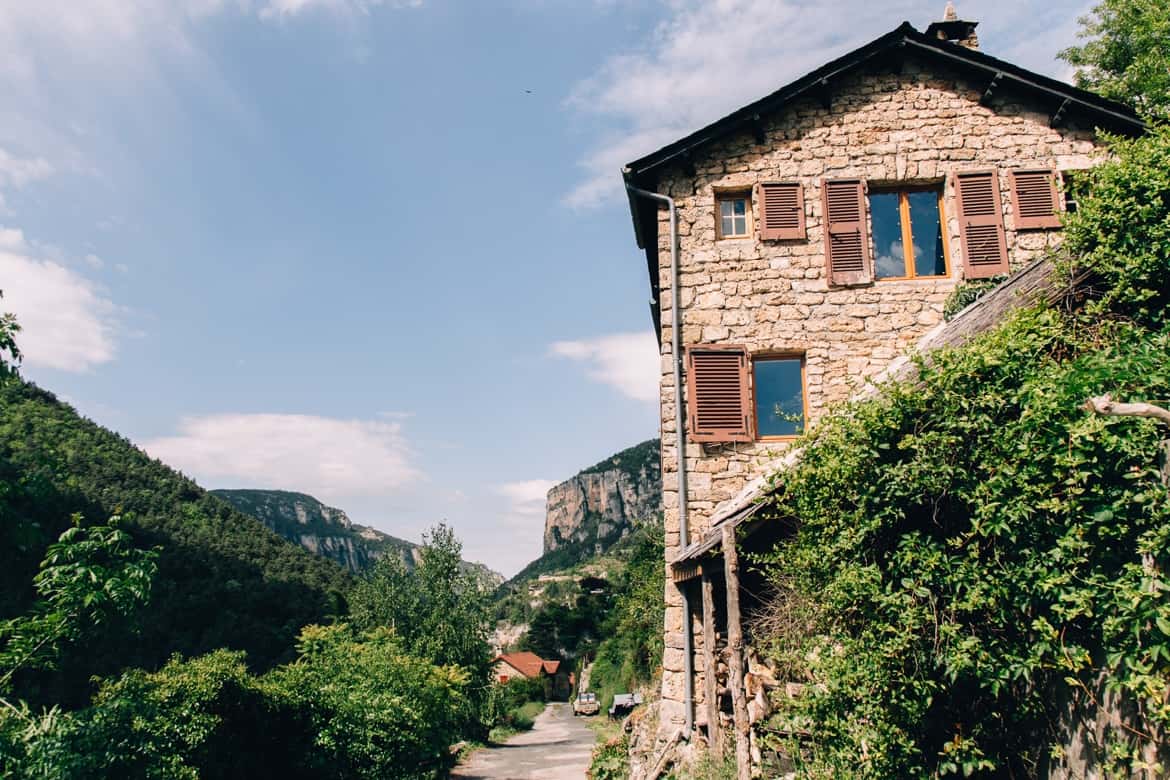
[0,228,118,373]
[0,148,52,191]
[565,0,1091,208]
[550,330,659,402]
[143,413,422,498]
[495,479,557,530]
[258,0,423,20]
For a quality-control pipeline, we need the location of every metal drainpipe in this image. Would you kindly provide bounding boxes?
[625,182,694,739]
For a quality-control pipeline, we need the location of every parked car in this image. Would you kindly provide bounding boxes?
[573,692,599,716]
[608,692,644,719]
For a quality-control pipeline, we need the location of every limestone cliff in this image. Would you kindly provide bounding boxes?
[542,439,662,557]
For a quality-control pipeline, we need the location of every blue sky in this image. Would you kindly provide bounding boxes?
[0,0,1090,575]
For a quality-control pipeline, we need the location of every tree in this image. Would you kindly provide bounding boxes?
[350,523,491,676]
[0,292,20,379]
[1059,0,1170,121]
[0,517,158,695]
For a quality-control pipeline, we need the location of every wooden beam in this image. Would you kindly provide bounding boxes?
[1051,97,1071,128]
[722,524,751,780]
[980,72,1002,107]
[750,114,766,145]
[701,571,722,757]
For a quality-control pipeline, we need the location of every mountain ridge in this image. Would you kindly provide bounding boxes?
[212,488,501,584]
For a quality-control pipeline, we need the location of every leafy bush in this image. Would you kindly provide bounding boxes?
[588,529,664,713]
[266,624,473,779]
[588,734,630,780]
[755,127,1170,777]
[2,625,474,779]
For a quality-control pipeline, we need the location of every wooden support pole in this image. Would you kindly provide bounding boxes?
[701,569,722,757]
[722,524,752,780]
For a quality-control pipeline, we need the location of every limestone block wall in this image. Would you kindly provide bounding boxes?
[653,59,1104,731]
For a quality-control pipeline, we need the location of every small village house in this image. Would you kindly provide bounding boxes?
[621,4,1143,774]
[492,651,573,700]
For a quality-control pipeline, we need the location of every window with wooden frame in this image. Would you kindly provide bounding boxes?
[685,346,806,443]
[752,354,805,439]
[868,185,950,280]
[1010,169,1062,229]
[715,190,753,239]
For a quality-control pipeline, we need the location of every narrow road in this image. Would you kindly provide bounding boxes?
[451,703,595,780]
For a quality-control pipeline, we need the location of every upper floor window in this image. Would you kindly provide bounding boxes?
[716,191,752,239]
[753,355,805,439]
[869,187,948,280]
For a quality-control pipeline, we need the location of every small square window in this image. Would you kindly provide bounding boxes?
[753,356,805,438]
[716,193,751,239]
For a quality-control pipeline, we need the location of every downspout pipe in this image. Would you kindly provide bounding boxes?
[624,180,694,739]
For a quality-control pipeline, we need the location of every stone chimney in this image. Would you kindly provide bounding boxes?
[925,2,980,50]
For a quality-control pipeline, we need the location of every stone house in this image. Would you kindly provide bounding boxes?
[493,651,572,700]
[620,6,1143,773]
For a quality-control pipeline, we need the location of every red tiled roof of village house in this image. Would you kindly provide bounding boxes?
[494,651,555,678]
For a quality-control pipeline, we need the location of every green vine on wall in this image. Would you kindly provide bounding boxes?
[753,127,1170,778]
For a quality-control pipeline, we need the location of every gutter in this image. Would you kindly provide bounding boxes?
[623,179,694,740]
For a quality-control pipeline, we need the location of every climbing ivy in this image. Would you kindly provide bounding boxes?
[754,128,1170,776]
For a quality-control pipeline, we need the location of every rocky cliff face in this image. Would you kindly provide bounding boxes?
[543,439,662,557]
[212,490,423,575]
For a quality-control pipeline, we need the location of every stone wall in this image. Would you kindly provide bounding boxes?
[651,57,1105,731]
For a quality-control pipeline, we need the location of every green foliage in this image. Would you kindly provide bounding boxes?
[0,517,157,688]
[587,733,630,780]
[942,275,1007,321]
[350,523,491,672]
[1063,126,1170,328]
[0,625,474,779]
[754,127,1170,776]
[0,377,351,707]
[350,523,492,734]
[0,293,19,378]
[267,624,473,779]
[1059,0,1170,121]
[587,530,664,714]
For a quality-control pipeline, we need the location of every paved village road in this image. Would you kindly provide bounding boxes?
[450,703,595,780]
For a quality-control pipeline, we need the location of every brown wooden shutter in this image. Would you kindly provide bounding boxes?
[1010,169,1061,229]
[758,182,805,240]
[686,345,752,443]
[955,169,1010,279]
[822,178,871,286]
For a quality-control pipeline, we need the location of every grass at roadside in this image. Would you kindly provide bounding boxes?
[487,700,547,744]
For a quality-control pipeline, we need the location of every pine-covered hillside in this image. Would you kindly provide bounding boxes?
[0,379,352,705]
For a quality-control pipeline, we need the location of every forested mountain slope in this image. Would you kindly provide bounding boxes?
[212,489,420,573]
[213,488,503,584]
[0,379,351,705]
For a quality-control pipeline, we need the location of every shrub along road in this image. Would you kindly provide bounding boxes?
[451,703,594,779]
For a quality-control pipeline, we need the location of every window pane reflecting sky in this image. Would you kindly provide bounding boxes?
[870,192,904,279]
[908,191,946,277]
[754,358,803,437]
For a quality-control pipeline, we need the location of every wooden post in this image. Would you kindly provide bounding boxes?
[722,524,752,780]
[701,569,722,757]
